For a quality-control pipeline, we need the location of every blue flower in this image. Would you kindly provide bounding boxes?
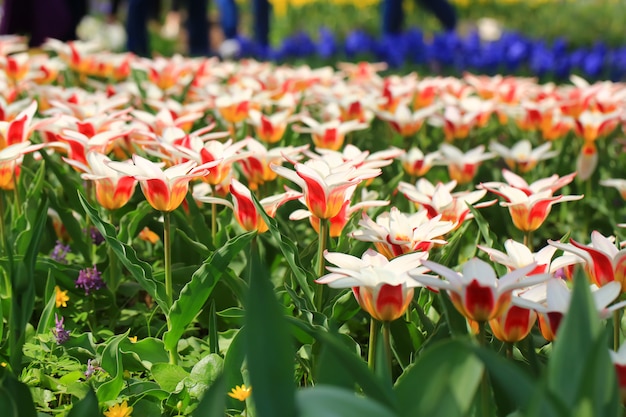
[344,30,375,58]
[317,28,337,59]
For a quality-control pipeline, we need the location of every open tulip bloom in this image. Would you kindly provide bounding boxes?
[197,178,301,233]
[411,258,550,322]
[317,249,429,322]
[549,231,626,290]
[514,278,626,341]
[479,170,583,232]
[106,154,219,212]
[271,157,381,220]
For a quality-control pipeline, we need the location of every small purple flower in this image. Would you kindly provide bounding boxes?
[53,314,70,345]
[50,240,71,264]
[84,359,99,379]
[75,265,105,295]
[90,227,105,246]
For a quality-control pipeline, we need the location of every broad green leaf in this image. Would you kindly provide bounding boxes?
[471,345,536,416]
[163,231,255,355]
[466,202,495,250]
[246,239,297,417]
[296,386,399,417]
[97,331,130,403]
[192,373,227,417]
[116,201,154,244]
[251,193,315,309]
[36,275,56,336]
[78,192,168,312]
[151,363,190,392]
[120,381,168,400]
[546,269,620,416]
[222,328,246,412]
[394,339,483,417]
[438,291,469,337]
[185,353,224,398]
[9,195,48,371]
[119,337,169,371]
[67,388,99,417]
[0,369,37,417]
[288,318,396,409]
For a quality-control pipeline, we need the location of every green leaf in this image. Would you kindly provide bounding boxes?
[296,386,399,417]
[35,286,56,336]
[116,201,154,244]
[163,231,255,355]
[246,239,296,417]
[0,369,37,417]
[9,194,48,372]
[67,388,99,417]
[185,353,224,398]
[119,337,169,371]
[394,339,483,417]
[471,345,537,416]
[192,373,227,417]
[97,331,130,403]
[466,202,496,249]
[288,318,396,409]
[251,193,315,309]
[78,192,169,312]
[222,328,246,412]
[545,269,620,416]
[151,363,190,392]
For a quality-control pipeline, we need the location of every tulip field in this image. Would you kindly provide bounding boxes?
[1,34,626,417]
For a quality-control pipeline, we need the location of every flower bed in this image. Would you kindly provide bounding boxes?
[0,36,625,416]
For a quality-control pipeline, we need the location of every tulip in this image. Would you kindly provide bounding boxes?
[349,207,455,259]
[271,157,380,220]
[106,154,217,212]
[489,139,558,174]
[399,147,441,178]
[479,170,583,233]
[65,152,138,211]
[516,278,626,341]
[293,116,368,151]
[438,143,496,184]
[290,187,388,238]
[412,258,549,322]
[549,231,626,291]
[398,178,496,227]
[489,304,537,343]
[317,249,429,322]
[0,141,46,190]
[197,178,301,233]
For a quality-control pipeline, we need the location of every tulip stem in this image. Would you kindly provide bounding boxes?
[477,321,491,415]
[614,310,621,351]
[0,192,6,255]
[368,318,379,370]
[523,231,533,251]
[163,211,177,364]
[315,218,329,312]
[382,321,392,378]
[211,203,217,245]
[164,211,173,304]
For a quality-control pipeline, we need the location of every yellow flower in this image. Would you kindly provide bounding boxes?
[128,336,138,343]
[228,384,252,402]
[55,286,69,308]
[103,400,133,417]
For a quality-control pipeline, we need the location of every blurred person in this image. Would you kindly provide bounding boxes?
[382,0,457,35]
[0,0,86,47]
[124,0,210,56]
